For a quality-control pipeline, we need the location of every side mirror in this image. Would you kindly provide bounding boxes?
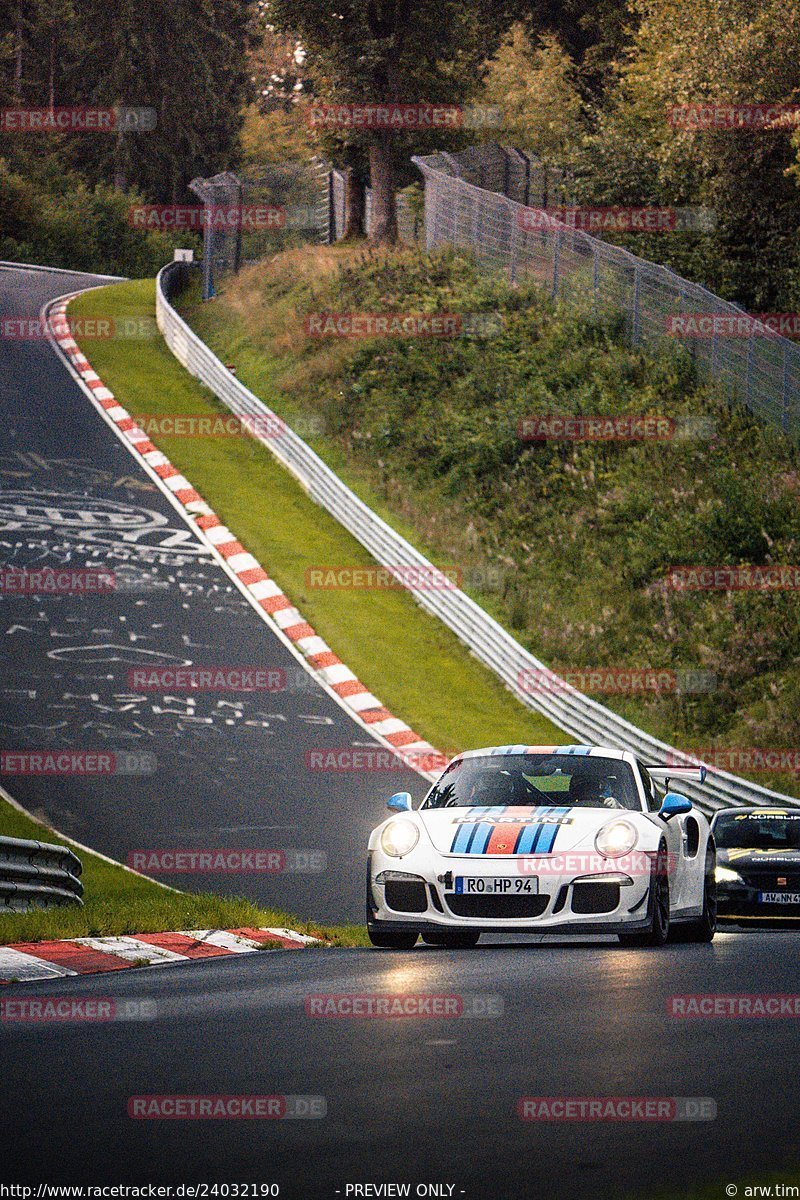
[659,792,692,821]
[387,791,412,813]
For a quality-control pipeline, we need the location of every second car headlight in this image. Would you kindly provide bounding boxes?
[715,865,745,884]
[380,819,420,858]
[595,819,638,858]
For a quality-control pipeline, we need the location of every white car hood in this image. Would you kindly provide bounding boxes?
[419,804,645,856]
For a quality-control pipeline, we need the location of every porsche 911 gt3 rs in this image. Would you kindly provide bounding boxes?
[366,745,717,948]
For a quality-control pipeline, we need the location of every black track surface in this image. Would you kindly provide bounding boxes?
[0,266,424,923]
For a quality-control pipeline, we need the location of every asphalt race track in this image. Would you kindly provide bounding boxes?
[2,932,799,1197]
[2,267,799,1200]
[0,265,424,923]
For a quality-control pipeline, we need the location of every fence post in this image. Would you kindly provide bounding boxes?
[782,342,790,433]
[233,176,244,274]
[746,334,754,412]
[510,203,518,283]
[552,228,561,299]
[327,171,335,244]
[631,266,641,346]
[592,244,600,314]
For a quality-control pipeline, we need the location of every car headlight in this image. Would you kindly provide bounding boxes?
[380,819,420,858]
[715,865,745,885]
[595,819,638,858]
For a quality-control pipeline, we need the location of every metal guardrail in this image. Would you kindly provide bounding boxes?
[0,835,83,910]
[156,261,800,815]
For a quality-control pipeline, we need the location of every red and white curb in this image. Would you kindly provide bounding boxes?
[47,298,441,775]
[0,926,321,983]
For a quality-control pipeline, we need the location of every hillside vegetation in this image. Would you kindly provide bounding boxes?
[181,243,800,796]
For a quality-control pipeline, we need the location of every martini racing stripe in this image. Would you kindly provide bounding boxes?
[448,806,573,854]
[465,811,502,855]
[515,807,554,855]
[450,807,491,853]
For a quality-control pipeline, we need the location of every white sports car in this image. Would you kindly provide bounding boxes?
[367,745,717,948]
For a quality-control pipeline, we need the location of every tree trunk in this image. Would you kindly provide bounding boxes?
[368,132,398,244]
[14,6,23,102]
[342,167,365,239]
[48,33,55,111]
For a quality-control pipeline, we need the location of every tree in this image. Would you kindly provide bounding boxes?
[268,0,491,243]
[481,24,584,176]
[580,0,800,308]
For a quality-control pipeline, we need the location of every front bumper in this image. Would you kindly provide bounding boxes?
[367,850,654,933]
[717,882,800,924]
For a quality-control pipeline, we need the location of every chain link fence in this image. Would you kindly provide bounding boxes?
[189,161,330,299]
[412,146,800,437]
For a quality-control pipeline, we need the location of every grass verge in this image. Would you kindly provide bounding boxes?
[0,792,367,946]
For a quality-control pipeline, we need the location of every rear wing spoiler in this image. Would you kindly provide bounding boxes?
[647,765,707,785]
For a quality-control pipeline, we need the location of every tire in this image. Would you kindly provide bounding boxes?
[671,845,717,943]
[367,928,419,949]
[421,931,481,948]
[618,843,671,947]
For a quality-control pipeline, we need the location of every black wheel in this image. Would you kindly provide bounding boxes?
[618,843,671,947]
[671,845,717,943]
[367,928,419,949]
[421,931,480,948]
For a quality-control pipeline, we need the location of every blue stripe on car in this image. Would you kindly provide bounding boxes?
[451,807,488,854]
[515,808,554,855]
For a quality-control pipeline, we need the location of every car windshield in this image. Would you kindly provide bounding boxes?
[714,811,800,851]
[422,753,641,812]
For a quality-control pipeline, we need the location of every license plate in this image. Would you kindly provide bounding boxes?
[451,876,538,895]
[759,892,800,904]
